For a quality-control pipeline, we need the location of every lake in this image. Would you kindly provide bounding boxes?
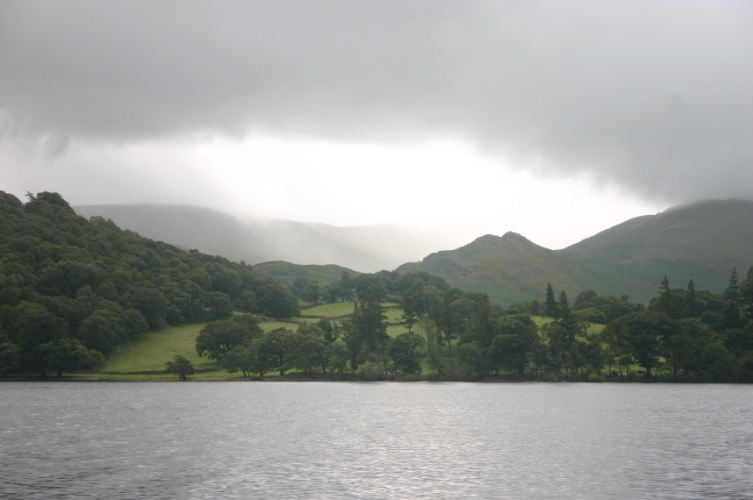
[1,382,751,499]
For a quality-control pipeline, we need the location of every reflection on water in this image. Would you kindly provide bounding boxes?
[1,382,751,499]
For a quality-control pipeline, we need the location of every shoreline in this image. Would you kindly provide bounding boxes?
[0,374,731,384]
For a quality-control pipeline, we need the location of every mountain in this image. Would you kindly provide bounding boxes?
[568,199,753,265]
[73,204,460,273]
[397,232,647,305]
[74,199,753,306]
[398,199,753,306]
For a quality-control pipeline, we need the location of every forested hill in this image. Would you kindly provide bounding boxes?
[0,191,299,376]
[398,199,753,306]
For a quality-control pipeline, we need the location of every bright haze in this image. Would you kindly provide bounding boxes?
[1,1,751,250]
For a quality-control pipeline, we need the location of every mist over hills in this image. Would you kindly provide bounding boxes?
[73,204,460,273]
[399,199,753,305]
[74,199,753,307]
[568,199,753,265]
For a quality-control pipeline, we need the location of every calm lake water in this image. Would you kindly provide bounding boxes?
[1,382,751,499]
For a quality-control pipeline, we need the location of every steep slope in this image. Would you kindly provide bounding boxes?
[569,199,753,265]
[398,200,753,306]
[73,204,459,273]
[567,199,753,293]
[398,232,646,305]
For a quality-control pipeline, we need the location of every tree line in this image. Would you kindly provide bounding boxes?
[0,191,299,377]
[207,267,753,382]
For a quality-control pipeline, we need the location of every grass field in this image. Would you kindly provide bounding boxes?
[105,323,216,373]
[301,302,356,318]
[104,319,305,375]
[387,324,411,337]
[260,320,301,332]
[383,307,405,324]
[588,323,605,335]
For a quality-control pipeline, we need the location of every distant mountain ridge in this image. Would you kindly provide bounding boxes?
[568,199,753,265]
[398,199,753,305]
[73,204,460,273]
[75,199,753,307]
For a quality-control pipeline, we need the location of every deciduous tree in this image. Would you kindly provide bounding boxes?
[165,354,194,380]
[196,320,255,360]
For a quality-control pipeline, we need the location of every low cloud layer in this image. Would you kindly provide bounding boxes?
[1,1,752,203]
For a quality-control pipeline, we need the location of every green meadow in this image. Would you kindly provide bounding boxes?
[105,323,213,374]
[300,302,356,318]
[261,320,303,332]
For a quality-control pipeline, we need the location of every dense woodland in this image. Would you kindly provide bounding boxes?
[2,190,752,382]
[0,191,299,377]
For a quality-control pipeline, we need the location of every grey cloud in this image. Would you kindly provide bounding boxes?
[1,0,752,202]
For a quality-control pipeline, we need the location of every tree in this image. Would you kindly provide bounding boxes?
[742,266,753,320]
[544,283,558,318]
[300,279,322,305]
[542,317,578,374]
[655,275,675,318]
[165,355,194,380]
[78,313,120,355]
[558,291,571,319]
[229,314,264,336]
[602,311,676,378]
[256,284,300,318]
[0,342,19,376]
[339,271,355,302]
[488,315,539,378]
[664,318,714,378]
[347,278,389,369]
[206,291,234,320]
[400,281,425,333]
[38,339,92,378]
[246,338,277,377]
[723,268,741,305]
[294,335,326,375]
[256,328,297,376]
[684,279,699,318]
[388,332,425,376]
[10,301,67,376]
[701,342,736,381]
[196,320,256,360]
[127,285,170,330]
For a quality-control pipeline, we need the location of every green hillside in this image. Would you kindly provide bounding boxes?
[104,323,215,374]
[398,200,753,306]
[255,261,361,289]
[398,232,649,305]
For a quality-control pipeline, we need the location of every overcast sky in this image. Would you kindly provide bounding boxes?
[1,1,751,250]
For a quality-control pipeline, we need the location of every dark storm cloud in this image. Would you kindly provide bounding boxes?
[1,0,751,202]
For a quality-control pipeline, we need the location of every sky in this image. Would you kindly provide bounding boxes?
[1,1,751,250]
